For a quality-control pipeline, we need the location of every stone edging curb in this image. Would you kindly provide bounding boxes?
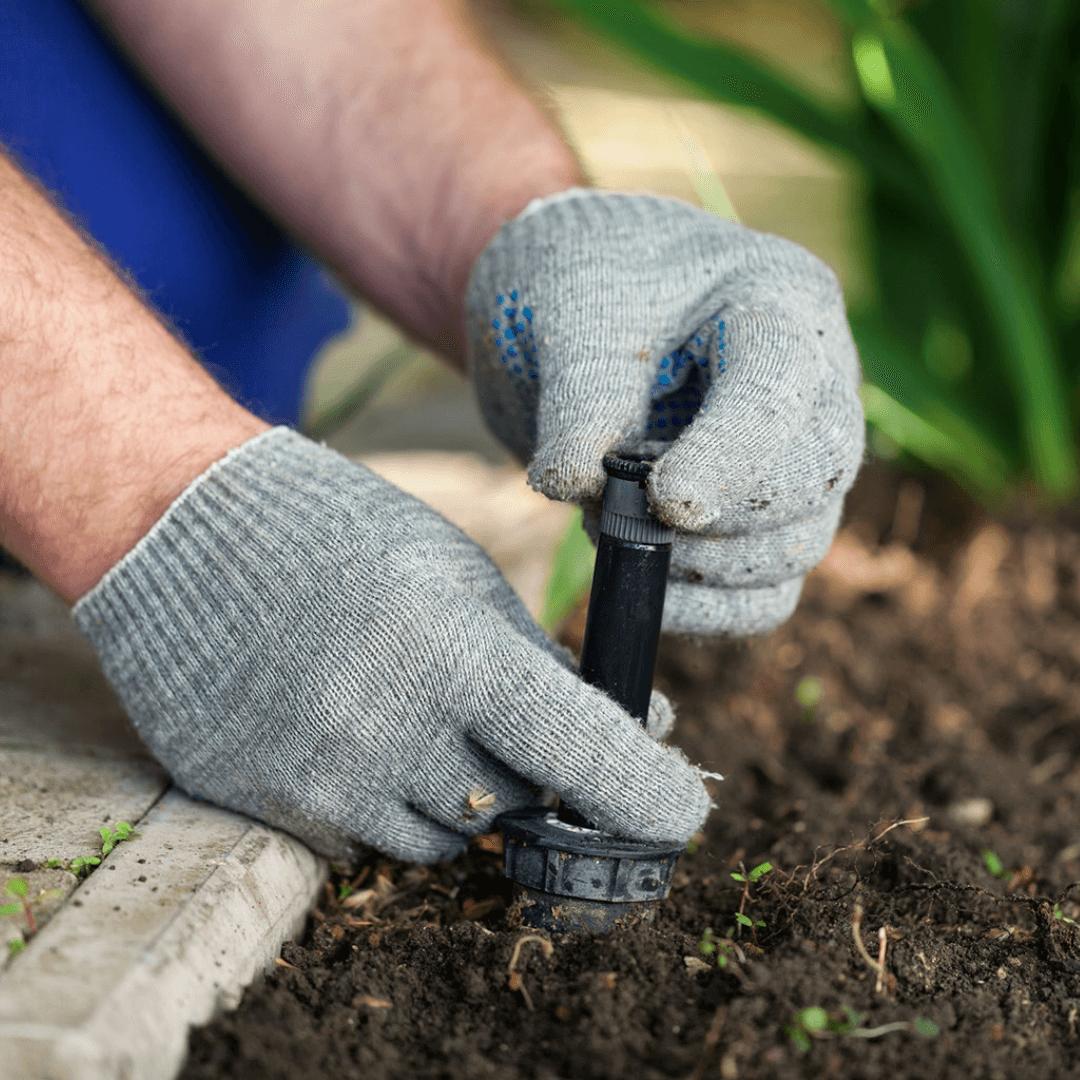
[0,789,325,1080]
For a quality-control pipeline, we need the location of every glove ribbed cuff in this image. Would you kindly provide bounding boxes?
[73,428,368,770]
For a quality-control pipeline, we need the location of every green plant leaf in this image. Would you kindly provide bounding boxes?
[787,1025,812,1052]
[835,9,1077,496]
[851,313,1014,500]
[1055,192,1080,323]
[7,939,26,959]
[70,856,100,878]
[795,677,823,709]
[540,508,595,631]
[550,0,1079,505]
[798,1006,829,1033]
[549,0,922,199]
[981,848,1006,878]
[0,903,22,916]
[749,862,773,882]
[4,879,27,899]
[735,912,753,927]
[913,1017,941,1037]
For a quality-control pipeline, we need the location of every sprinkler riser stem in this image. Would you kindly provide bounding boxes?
[500,454,683,933]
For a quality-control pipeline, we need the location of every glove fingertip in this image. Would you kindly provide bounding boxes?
[661,578,804,638]
[527,434,610,502]
[583,741,714,845]
[648,457,715,532]
[646,690,677,741]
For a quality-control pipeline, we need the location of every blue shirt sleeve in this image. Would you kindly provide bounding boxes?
[0,0,351,425]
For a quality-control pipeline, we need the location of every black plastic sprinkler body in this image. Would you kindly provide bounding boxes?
[499,454,684,933]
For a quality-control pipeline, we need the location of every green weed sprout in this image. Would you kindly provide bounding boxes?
[45,820,139,880]
[731,861,772,936]
[786,1006,831,1052]
[7,939,26,960]
[47,855,101,878]
[796,677,823,723]
[786,1005,940,1051]
[99,821,138,857]
[1054,904,1076,926]
[698,927,742,970]
[981,849,1008,879]
[0,878,35,935]
[732,862,773,886]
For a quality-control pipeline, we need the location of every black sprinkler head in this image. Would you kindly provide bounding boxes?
[502,809,683,933]
[499,453,682,933]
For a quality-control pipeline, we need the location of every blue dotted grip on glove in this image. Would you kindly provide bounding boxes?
[466,188,865,638]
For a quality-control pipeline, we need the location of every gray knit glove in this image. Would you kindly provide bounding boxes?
[73,429,709,863]
[466,189,864,636]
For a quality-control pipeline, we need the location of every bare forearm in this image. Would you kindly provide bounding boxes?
[0,153,267,602]
[87,0,586,361]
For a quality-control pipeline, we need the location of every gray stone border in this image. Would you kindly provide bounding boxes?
[0,789,325,1080]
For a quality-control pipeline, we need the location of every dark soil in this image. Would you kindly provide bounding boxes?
[181,465,1080,1080]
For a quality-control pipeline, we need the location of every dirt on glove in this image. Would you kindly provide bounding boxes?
[181,463,1080,1080]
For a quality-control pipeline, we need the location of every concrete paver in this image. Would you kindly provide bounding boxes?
[0,746,167,952]
[1,749,167,866]
[0,792,321,1080]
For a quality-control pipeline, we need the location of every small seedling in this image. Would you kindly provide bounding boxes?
[6,938,26,959]
[731,861,772,938]
[735,912,766,930]
[46,855,101,879]
[796,676,823,722]
[1054,903,1077,925]
[731,862,772,885]
[99,821,138,857]
[785,1005,940,1051]
[44,821,139,882]
[982,848,1008,879]
[785,1006,830,1052]
[698,927,743,969]
[0,878,35,935]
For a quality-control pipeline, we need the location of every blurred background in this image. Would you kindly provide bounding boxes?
[304,0,1080,623]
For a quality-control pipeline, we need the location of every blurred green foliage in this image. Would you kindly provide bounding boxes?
[549,0,1080,504]
[540,507,596,630]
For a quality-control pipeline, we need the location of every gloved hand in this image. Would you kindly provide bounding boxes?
[74,428,709,862]
[466,189,865,636]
